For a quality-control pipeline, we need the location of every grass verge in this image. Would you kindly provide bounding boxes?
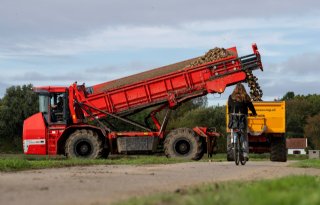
[0,155,191,172]
[291,159,320,169]
[0,153,309,172]
[0,153,243,172]
[115,175,320,205]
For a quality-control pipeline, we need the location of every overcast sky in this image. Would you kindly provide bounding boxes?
[0,0,319,105]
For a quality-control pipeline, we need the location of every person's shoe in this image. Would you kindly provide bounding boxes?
[243,152,249,161]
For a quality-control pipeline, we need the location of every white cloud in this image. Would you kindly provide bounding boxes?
[182,16,320,32]
[254,51,320,102]
[1,16,318,59]
[0,1,319,101]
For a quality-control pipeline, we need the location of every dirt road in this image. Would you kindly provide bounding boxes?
[1,161,320,205]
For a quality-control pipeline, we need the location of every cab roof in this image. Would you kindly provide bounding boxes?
[33,86,67,93]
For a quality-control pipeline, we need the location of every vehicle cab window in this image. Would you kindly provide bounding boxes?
[39,94,50,122]
[50,93,66,123]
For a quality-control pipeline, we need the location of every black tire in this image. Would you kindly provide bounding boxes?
[239,136,246,165]
[164,128,204,160]
[270,136,287,162]
[234,137,240,165]
[240,157,246,165]
[65,129,103,159]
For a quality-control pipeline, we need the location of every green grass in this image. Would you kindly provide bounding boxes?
[0,155,191,172]
[0,153,265,172]
[287,154,308,160]
[291,159,320,169]
[0,153,309,172]
[202,153,307,162]
[115,175,320,205]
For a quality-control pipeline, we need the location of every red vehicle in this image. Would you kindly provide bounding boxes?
[23,44,263,160]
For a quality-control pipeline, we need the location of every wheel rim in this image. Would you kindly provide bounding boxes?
[174,139,191,156]
[74,139,93,157]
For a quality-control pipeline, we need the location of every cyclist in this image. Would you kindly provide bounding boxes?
[228,83,257,160]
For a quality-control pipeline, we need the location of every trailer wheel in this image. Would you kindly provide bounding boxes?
[164,128,204,160]
[270,136,287,162]
[65,129,103,159]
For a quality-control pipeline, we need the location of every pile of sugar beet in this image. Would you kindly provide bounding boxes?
[96,48,232,92]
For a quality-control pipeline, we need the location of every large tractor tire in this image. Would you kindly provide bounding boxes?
[270,136,287,162]
[65,129,103,159]
[164,128,204,160]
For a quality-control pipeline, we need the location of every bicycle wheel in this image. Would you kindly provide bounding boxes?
[234,134,240,165]
[240,136,247,165]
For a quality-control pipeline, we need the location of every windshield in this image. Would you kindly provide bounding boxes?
[39,95,49,114]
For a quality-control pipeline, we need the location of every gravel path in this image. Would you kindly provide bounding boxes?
[1,161,320,205]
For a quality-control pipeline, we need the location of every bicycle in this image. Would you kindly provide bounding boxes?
[231,128,247,165]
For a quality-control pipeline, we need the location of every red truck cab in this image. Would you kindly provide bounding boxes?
[23,86,68,155]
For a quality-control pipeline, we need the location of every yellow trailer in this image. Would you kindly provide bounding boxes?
[226,101,287,162]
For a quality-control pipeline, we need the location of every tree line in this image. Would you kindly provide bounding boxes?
[0,85,319,153]
[0,84,38,152]
[282,92,320,149]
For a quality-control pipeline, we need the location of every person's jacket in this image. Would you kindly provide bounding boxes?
[228,95,257,129]
[228,95,256,115]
